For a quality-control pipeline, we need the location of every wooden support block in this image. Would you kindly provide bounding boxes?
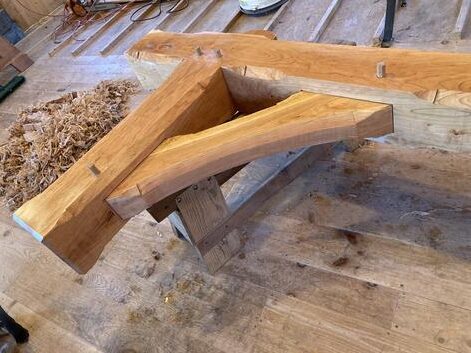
[13,60,236,273]
[166,144,332,273]
[197,145,331,256]
[170,176,241,273]
[147,166,244,223]
[177,177,229,244]
[108,91,393,219]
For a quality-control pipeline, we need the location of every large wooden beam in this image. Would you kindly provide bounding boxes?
[222,66,471,151]
[126,31,471,93]
[126,32,471,152]
[13,61,236,273]
[107,92,393,219]
[13,31,471,274]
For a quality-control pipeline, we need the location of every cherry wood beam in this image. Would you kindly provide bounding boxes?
[13,61,236,273]
[107,92,393,219]
[126,31,471,93]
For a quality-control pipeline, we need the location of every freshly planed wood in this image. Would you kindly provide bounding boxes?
[452,0,471,40]
[126,31,471,93]
[125,32,471,151]
[222,66,471,151]
[415,89,471,109]
[307,0,342,42]
[13,60,236,273]
[107,92,393,219]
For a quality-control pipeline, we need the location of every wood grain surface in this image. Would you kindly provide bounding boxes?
[108,92,392,219]
[13,60,236,273]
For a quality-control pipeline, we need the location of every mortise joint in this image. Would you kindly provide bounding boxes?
[87,164,100,177]
[195,47,203,56]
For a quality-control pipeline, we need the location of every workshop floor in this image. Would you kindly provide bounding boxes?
[0,1,470,352]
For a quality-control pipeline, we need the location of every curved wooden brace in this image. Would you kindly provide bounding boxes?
[107,92,393,219]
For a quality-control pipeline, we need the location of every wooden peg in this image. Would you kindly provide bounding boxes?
[376,62,386,78]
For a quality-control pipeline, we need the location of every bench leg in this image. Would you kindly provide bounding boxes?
[161,144,333,274]
[171,176,242,273]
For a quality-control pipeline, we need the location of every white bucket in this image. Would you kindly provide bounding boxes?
[239,0,287,15]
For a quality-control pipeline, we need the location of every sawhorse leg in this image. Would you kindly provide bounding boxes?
[150,144,332,273]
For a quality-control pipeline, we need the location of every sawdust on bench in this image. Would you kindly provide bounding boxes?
[0,79,139,211]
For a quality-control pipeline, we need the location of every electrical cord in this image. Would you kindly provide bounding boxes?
[130,0,189,22]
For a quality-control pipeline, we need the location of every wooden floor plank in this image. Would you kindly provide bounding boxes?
[243,215,471,310]
[392,293,471,352]
[254,295,454,353]
[0,221,43,292]
[0,2,470,353]
[0,292,103,353]
[269,143,471,261]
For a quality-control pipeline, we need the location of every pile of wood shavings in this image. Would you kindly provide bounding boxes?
[0,79,139,211]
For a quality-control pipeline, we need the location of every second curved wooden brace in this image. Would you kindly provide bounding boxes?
[107,92,393,219]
